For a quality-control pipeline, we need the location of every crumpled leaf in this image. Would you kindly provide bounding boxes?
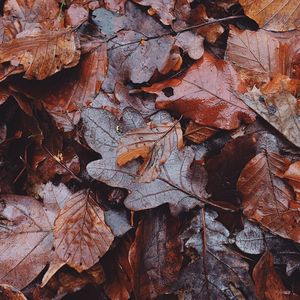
[143,51,256,130]
[116,118,184,182]
[253,251,292,300]
[0,28,81,81]
[173,209,256,299]
[0,195,56,289]
[283,161,300,200]
[129,208,182,299]
[237,151,300,242]
[53,190,114,272]
[240,87,300,147]
[226,26,300,88]
[235,220,300,276]
[239,0,300,32]
[0,284,27,300]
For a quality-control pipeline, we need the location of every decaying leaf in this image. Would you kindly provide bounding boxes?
[184,121,218,144]
[0,284,27,300]
[0,195,55,289]
[129,208,182,299]
[283,161,300,200]
[237,151,300,242]
[53,190,114,272]
[239,0,300,32]
[253,251,291,300]
[0,28,81,81]
[144,52,256,130]
[116,118,184,182]
[173,209,256,299]
[240,87,300,147]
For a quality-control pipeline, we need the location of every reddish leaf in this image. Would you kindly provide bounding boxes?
[253,251,291,300]
[0,195,56,289]
[237,151,300,242]
[239,0,300,32]
[0,284,27,300]
[184,121,218,144]
[0,28,81,81]
[53,190,114,272]
[143,52,256,130]
[129,209,182,298]
[283,161,300,201]
[65,4,89,27]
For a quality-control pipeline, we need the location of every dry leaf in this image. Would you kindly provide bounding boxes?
[184,121,218,144]
[283,161,300,201]
[0,284,27,300]
[54,190,114,272]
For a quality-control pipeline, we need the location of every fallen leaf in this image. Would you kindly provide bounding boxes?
[173,209,256,299]
[0,28,81,81]
[0,195,55,289]
[116,118,184,182]
[253,251,291,300]
[240,87,300,147]
[0,284,27,300]
[237,151,300,242]
[53,190,114,272]
[104,209,132,237]
[129,208,182,299]
[184,120,218,144]
[144,52,256,130]
[283,161,300,200]
[65,4,89,27]
[239,0,300,32]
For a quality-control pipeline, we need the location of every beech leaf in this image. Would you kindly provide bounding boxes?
[53,190,114,272]
[143,52,256,130]
[237,151,300,242]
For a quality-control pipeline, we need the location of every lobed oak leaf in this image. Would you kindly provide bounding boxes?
[240,88,300,147]
[116,119,184,182]
[143,52,256,130]
[237,151,300,242]
[0,195,56,289]
[53,190,114,272]
[283,161,300,201]
[0,28,81,81]
[129,208,182,299]
[239,0,300,32]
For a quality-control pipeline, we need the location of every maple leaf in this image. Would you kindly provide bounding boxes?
[240,88,300,147]
[53,190,114,272]
[237,151,300,242]
[173,209,256,299]
[0,195,56,289]
[129,208,183,299]
[116,118,184,182]
[143,52,256,130]
[239,0,300,32]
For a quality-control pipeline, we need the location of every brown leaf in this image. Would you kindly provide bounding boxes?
[239,0,300,32]
[116,119,183,182]
[0,284,27,300]
[65,4,89,27]
[253,251,290,300]
[53,190,114,272]
[237,151,300,242]
[184,120,218,144]
[143,52,256,130]
[0,195,55,289]
[226,26,300,88]
[283,161,300,201]
[129,208,182,299]
[0,28,81,81]
[240,88,300,147]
